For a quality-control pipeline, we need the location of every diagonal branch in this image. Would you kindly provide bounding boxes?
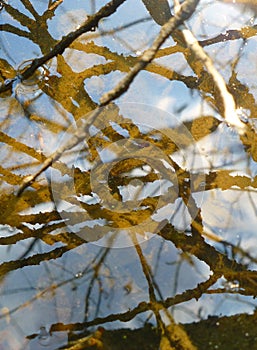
[181,25,247,135]
[0,0,127,93]
[99,0,200,105]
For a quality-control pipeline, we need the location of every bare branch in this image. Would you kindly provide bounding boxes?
[181,26,247,134]
[0,0,127,93]
[99,0,200,105]
[16,0,200,196]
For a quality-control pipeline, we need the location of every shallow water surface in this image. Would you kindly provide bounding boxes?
[0,1,257,349]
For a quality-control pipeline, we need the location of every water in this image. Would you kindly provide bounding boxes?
[0,1,257,349]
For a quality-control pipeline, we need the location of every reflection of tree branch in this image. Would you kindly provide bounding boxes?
[0,131,44,162]
[14,114,217,197]
[161,221,257,296]
[48,273,219,332]
[142,0,172,26]
[4,3,34,27]
[20,0,40,20]
[131,235,194,350]
[1,3,257,346]
[206,171,257,191]
[16,6,207,196]
[41,55,97,118]
[3,0,60,52]
[33,308,257,349]
[181,26,246,134]
[89,17,152,39]
[161,223,241,272]
[0,252,87,321]
[133,236,162,302]
[28,270,257,344]
[71,40,199,89]
[0,0,127,93]
[16,108,101,195]
[84,247,111,321]
[0,245,72,279]
[48,0,63,12]
[99,0,200,105]
[0,23,30,38]
[199,25,257,47]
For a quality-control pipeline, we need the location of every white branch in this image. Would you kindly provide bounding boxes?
[181,26,246,135]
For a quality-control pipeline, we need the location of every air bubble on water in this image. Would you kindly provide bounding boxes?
[75,271,83,278]
[199,181,205,188]
[37,326,51,346]
[0,1,5,10]
[222,278,240,292]
[142,165,151,173]
[17,59,47,87]
[144,232,151,240]
[248,16,255,26]
[13,59,50,104]
[4,78,13,86]
[236,107,249,124]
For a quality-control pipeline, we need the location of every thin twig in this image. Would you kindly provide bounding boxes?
[99,0,200,105]
[200,25,257,47]
[16,107,102,196]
